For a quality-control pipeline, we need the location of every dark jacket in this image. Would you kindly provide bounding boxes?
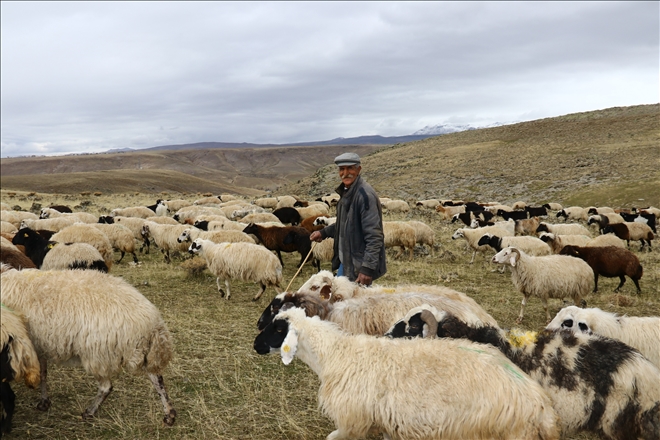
[319,174,386,281]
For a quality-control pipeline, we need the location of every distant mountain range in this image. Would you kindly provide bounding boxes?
[104,122,510,153]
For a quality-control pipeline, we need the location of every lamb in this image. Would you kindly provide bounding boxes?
[176,228,255,245]
[316,193,340,207]
[141,222,189,263]
[275,195,298,210]
[92,223,139,263]
[491,246,594,323]
[0,265,176,425]
[188,238,282,301]
[602,222,654,250]
[41,242,108,272]
[51,223,114,270]
[253,307,560,440]
[547,305,660,369]
[407,220,435,256]
[415,199,440,209]
[383,221,416,260]
[312,216,336,227]
[272,207,302,225]
[558,245,643,294]
[381,199,410,213]
[397,309,660,440]
[451,225,513,264]
[110,206,156,219]
[1,305,40,436]
[19,216,78,233]
[242,223,311,268]
[514,216,541,236]
[477,232,551,256]
[309,237,334,271]
[536,221,591,237]
[300,214,325,233]
[556,206,588,221]
[538,232,592,254]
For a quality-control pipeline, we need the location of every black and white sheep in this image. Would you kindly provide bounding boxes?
[547,305,660,369]
[559,245,643,294]
[253,307,560,440]
[177,228,255,245]
[477,232,551,256]
[11,227,58,268]
[50,223,114,270]
[536,221,592,237]
[392,309,660,440]
[0,265,176,425]
[538,232,592,253]
[188,238,282,301]
[1,305,40,436]
[556,206,588,222]
[41,242,109,272]
[491,246,594,323]
[451,225,513,264]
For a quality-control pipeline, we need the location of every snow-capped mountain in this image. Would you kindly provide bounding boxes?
[413,121,512,135]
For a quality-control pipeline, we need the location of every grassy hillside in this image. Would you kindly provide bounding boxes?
[284,104,660,208]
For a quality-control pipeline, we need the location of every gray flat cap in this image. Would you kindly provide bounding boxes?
[334,152,361,166]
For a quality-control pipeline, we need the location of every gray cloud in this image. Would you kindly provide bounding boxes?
[1,2,658,157]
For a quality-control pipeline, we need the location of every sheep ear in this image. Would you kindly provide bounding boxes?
[319,285,332,300]
[280,327,298,365]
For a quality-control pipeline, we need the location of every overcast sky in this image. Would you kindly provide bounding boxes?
[1,2,658,158]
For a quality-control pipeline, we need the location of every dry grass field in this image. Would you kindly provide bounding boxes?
[1,189,658,440]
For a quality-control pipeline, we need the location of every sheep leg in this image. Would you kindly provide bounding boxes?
[593,273,599,292]
[132,252,139,263]
[116,251,125,263]
[408,246,413,261]
[36,357,51,411]
[516,296,528,324]
[632,278,642,294]
[224,279,232,300]
[82,378,113,420]
[469,250,477,264]
[276,250,284,267]
[147,373,176,426]
[253,282,266,301]
[0,382,15,434]
[326,429,351,440]
[395,246,404,259]
[216,277,226,297]
[614,276,626,293]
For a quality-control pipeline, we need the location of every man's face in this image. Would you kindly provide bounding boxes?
[338,165,361,188]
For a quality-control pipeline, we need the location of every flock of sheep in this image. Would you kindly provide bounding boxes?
[1,193,659,439]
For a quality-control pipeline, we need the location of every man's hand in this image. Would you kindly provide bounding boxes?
[356,273,373,286]
[309,231,323,242]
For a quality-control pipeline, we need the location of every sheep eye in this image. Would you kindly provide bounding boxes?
[562,319,573,328]
[310,286,318,291]
[578,323,589,332]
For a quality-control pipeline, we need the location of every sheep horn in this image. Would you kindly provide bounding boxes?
[418,309,438,338]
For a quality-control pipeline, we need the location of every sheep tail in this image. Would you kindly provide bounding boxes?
[144,322,173,375]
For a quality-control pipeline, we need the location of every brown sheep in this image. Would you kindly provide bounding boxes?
[0,244,37,270]
[602,222,654,250]
[242,223,311,268]
[300,215,325,233]
[559,245,643,294]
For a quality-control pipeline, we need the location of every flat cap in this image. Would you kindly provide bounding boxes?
[334,152,361,167]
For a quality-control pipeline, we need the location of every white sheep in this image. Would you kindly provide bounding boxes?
[536,221,592,236]
[1,211,39,228]
[415,199,440,209]
[556,206,588,222]
[188,238,282,301]
[492,246,594,323]
[176,228,255,245]
[381,199,410,213]
[585,233,626,248]
[110,206,156,219]
[173,206,227,224]
[141,221,190,263]
[469,218,516,234]
[92,223,139,263]
[159,199,192,213]
[538,232,592,254]
[103,216,151,253]
[401,308,660,439]
[383,221,416,260]
[51,223,114,269]
[193,195,222,205]
[310,237,334,271]
[275,195,297,210]
[542,202,563,212]
[39,208,97,224]
[253,307,560,440]
[512,201,527,210]
[451,225,513,264]
[230,206,266,220]
[41,242,108,272]
[406,220,435,256]
[206,220,251,232]
[145,216,181,225]
[296,204,330,220]
[20,216,78,233]
[514,217,541,236]
[253,197,278,209]
[238,212,281,224]
[478,232,551,256]
[0,265,176,425]
[547,305,660,369]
